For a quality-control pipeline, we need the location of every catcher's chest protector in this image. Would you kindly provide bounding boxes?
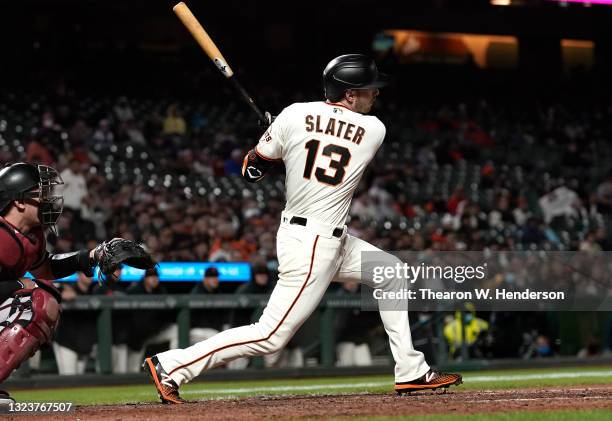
[0,288,60,382]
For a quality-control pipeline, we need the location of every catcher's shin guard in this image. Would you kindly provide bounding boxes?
[0,287,61,382]
[0,324,40,382]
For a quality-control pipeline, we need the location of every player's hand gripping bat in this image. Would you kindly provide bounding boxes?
[172,2,274,126]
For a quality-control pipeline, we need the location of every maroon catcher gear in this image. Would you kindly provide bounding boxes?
[0,216,48,286]
[0,287,61,382]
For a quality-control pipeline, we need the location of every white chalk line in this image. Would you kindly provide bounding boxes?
[474,387,612,395]
[169,369,612,396]
[466,396,611,403]
[466,371,612,383]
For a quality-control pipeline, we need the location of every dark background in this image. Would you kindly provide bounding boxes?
[0,0,610,104]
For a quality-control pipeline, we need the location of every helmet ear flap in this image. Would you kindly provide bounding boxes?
[323,84,345,102]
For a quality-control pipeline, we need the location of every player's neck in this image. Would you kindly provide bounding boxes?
[327,100,358,113]
[3,211,35,234]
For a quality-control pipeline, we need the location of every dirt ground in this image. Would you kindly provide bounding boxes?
[13,385,612,420]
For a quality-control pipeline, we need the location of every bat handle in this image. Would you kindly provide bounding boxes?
[229,77,269,125]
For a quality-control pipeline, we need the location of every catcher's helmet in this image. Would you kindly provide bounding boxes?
[323,54,389,102]
[0,163,64,234]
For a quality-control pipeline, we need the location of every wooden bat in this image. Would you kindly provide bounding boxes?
[172,1,268,124]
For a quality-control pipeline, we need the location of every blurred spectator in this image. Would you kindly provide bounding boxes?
[163,103,186,136]
[189,267,230,345]
[114,96,135,122]
[521,218,547,246]
[334,282,374,367]
[224,149,244,176]
[229,264,275,329]
[26,138,54,166]
[534,335,554,357]
[60,158,88,212]
[595,171,612,214]
[124,120,146,145]
[69,118,92,147]
[538,186,582,224]
[125,268,177,373]
[90,119,114,149]
[576,336,601,359]
[443,306,489,360]
[53,272,97,375]
[237,265,274,295]
[579,230,603,252]
[447,187,466,215]
[93,269,129,373]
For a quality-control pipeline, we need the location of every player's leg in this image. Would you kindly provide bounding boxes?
[52,342,79,375]
[150,225,342,392]
[128,348,145,374]
[112,344,128,374]
[188,327,219,345]
[333,234,430,382]
[0,287,61,405]
[334,234,462,392]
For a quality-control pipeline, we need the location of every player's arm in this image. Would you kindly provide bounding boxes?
[242,148,277,183]
[30,249,94,280]
[242,106,291,183]
[31,239,153,281]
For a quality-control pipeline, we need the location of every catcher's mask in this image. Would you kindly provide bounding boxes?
[0,163,64,235]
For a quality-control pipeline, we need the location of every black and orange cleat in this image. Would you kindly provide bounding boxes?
[395,369,462,395]
[143,356,187,404]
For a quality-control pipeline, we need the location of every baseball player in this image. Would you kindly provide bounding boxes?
[0,162,153,405]
[144,54,462,404]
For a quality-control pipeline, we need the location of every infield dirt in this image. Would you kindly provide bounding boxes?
[12,385,612,420]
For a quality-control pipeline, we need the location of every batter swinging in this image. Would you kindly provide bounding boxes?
[144,54,462,403]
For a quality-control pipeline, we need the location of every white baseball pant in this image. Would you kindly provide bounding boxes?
[156,213,430,386]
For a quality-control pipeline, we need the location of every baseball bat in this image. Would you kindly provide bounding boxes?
[172,1,268,125]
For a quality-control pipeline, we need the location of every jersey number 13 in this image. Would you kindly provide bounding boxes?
[303,139,351,186]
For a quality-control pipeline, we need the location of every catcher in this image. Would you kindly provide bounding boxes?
[0,162,154,405]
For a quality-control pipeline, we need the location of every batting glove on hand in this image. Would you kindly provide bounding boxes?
[258,111,276,127]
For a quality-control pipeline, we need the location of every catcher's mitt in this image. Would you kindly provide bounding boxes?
[92,238,156,281]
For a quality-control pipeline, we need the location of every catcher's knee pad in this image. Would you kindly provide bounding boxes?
[0,288,61,382]
[28,287,61,344]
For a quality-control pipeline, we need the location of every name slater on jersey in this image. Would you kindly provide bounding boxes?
[305,115,365,145]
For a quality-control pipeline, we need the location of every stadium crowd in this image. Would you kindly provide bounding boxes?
[3,86,611,263]
[2,83,612,372]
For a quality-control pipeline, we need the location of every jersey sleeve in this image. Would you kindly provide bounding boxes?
[254,105,294,161]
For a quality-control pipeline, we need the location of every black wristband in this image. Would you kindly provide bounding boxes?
[50,249,94,279]
[242,149,272,183]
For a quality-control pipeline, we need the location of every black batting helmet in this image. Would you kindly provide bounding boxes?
[0,163,64,234]
[323,54,389,102]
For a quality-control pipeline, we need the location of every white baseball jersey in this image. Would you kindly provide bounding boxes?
[255,102,386,228]
[156,101,429,390]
